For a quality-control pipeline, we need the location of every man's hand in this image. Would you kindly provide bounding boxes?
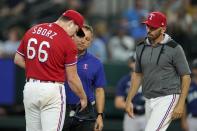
[79,97,87,111]
[125,101,135,118]
[94,115,103,131]
[125,72,142,118]
[171,74,190,120]
[171,103,185,120]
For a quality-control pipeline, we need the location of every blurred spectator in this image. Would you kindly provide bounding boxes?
[51,0,65,5]
[186,59,197,131]
[54,0,92,16]
[88,21,108,62]
[0,41,4,58]
[65,0,81,10]
[93,21,109,44]
[88,0,109,17]
[175,9,192,33]
[1,26,22,58]
[114,55,146,131]
[0,105,24,117]
[108,25,135,62]
[0,0,26,18]
[88,38,107,63]
[0,107,7,116]
[190,9,197,35]
[122,0,148,42]
[7,105,25,116]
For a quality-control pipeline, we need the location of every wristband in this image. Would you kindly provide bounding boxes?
[97,113,104,118]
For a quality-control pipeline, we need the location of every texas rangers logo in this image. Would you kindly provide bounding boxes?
[149,13,155,20]
[83,64,88,70]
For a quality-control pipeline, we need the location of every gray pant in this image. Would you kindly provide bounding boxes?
[188,116,197,131]
[123,114,146,131]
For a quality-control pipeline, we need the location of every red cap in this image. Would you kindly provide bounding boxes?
[62,10,84,28]
[142,11,167,28]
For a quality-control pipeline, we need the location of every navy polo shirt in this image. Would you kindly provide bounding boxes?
[187,82,197,116]
[116,73,145,114]
[65,52,106,104]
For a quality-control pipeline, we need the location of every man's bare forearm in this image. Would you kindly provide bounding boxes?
[67,76,86,99]
[95,88,105,113]
[14,53,25,68]
[66,65,87,100]
[177,75,191,105]
[126,72,143,103]
[114,97,126,110]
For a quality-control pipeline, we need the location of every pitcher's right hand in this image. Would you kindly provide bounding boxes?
[80,97,87,111]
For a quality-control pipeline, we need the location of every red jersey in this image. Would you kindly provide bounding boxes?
[17,23,78,82]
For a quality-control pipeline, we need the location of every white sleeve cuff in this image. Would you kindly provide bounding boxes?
[16,50,25,57]
[65,61,77,67]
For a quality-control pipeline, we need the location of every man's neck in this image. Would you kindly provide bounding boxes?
[55,20,68,35]
[78,50,86,57]
[151,34,164,47]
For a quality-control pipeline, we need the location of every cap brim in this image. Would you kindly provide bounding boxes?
[76,28,85,37]
[142,21,147,24]
[142,21,159,28]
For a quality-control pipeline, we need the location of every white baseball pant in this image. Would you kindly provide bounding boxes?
[145,94,179,131]
[23,81,66,131]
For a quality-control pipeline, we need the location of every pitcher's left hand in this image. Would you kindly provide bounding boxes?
[171,103,184,120]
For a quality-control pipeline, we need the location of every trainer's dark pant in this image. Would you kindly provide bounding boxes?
[63,103,96,131]
[63,118,94,131]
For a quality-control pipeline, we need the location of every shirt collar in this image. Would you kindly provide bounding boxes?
[145,33,172,46]
[78,50,88,60]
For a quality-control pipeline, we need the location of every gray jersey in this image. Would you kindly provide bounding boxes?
[135,34,191,98]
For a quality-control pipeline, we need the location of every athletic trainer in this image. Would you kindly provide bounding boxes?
[63,25,106,131]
